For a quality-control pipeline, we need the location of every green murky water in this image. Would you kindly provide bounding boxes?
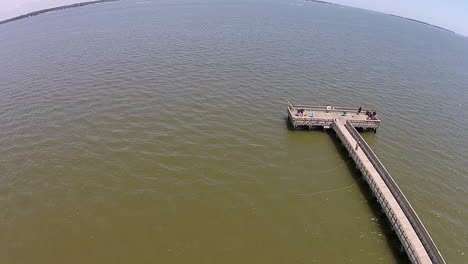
[0,1,466,263]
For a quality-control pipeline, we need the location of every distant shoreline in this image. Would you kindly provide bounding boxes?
[0,0,119,26]
[305,0,455,34]
[303,0,340,6]
[0,0,457,35]
[388,14,454,34]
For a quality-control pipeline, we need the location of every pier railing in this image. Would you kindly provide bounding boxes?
[344,120,446,264]
[290,105,369,113]
[348,119,381,128]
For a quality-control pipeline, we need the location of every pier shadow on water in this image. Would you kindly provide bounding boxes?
[326,130,411,264]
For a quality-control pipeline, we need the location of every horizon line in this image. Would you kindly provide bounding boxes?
[0,0,119,26]
[305,0,464,37]
[0,0,466,38]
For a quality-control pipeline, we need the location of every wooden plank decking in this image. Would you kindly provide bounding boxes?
[287,105,381,129]
[287,104,445,264]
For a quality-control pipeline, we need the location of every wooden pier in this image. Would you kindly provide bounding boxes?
[287,105,381,131]
[288,105,445,264]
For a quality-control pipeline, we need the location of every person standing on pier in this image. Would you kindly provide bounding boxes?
[358,107,362,115]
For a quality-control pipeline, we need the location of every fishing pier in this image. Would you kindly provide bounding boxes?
[287,105,445,264]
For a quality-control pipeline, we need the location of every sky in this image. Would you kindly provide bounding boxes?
[0,0,81,20]
[328,0,468,36]
[0,0,467,35]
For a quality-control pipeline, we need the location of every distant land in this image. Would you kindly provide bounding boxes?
[0,0,119,25]
[305,0,455,34]
[0,0,457,35]
[388,14,455,34]
[305,0,337,5]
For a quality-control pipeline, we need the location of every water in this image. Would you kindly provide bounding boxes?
[0,1,467,263]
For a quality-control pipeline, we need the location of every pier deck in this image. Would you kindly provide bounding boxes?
[287,105,445,264]
[287,105,380,130]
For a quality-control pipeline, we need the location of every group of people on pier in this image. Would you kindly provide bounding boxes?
[357,107,377,120]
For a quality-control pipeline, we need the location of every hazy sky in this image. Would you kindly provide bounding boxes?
[328,0,468,36]
[0,0,79,20]
[0,0,467,35]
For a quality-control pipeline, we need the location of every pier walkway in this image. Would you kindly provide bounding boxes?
[288,105,445,264]
[287,105,380,131]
